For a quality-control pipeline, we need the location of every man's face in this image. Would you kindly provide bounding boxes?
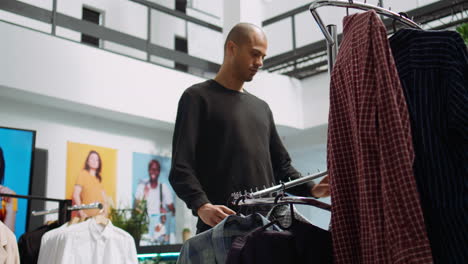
[149,162,160,181]
[232,31,267,82]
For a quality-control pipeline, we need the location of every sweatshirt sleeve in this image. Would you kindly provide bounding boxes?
[268,108,315,197]
[169,90,210,215]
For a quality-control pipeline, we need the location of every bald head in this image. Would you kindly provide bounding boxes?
[224,23,266,54]
[219,23,267,83]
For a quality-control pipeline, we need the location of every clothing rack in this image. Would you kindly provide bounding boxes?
[31,202,103,216]
[237,196,331,212]
[309,0,422,70]
[0,193,71,225]
[231,170,328,200]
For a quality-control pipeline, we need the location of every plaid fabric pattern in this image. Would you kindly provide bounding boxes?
[266,204,312,227]
[177,213,277,264]
[327,11,433,264]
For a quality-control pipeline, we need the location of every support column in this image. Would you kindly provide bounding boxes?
[223,0,264,40]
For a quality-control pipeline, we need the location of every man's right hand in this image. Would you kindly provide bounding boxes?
[197,203,235,227]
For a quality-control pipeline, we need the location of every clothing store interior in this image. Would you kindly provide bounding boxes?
[0,0,466,263]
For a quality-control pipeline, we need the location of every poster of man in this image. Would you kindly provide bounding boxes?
[66,142,117,218]
[132,152,176,246]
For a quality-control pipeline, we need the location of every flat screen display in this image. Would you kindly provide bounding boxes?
[0,126,35,238]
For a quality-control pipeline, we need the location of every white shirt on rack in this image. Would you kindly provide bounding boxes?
[38,218,138,264]
[0,221,19,264]
[38,222,72,264]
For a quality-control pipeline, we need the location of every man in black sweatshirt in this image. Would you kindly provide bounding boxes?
[169,23,325,234]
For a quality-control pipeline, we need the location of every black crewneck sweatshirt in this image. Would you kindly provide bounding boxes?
[169,80,313,215]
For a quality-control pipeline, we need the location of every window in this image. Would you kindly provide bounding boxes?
[175,0,187,14]
[81,7,101,47]
[175,36,188,72]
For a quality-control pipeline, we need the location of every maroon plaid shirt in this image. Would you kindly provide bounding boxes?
[328,11,433,264]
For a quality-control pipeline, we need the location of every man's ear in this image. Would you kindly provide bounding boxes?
[226,40,237,57]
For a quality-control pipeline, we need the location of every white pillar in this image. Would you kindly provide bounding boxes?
[223,0,264,40]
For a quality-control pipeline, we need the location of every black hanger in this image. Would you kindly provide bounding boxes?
[270,182,297,230]
[392,12,410,34]
[259,218,279,232]
[346,0,354,16]
[235,195,246,216]
[258,203,295,232]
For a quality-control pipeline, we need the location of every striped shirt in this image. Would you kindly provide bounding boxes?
[390,28,468,264]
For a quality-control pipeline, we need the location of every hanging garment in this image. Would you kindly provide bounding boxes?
[177,213,279,264]
[18,221,60,264]
[37,218,137,264]
[327,10,432,263]
[266,203,314,227]
[226,220,332,264]
[0,221,19,264]
[390,28,468,264]
[37,221,70,264]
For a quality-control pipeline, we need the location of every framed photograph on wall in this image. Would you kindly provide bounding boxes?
[0,126,35,239]
[65,142,117,219]
[132,152,176,247]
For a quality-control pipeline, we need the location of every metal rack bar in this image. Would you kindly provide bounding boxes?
[237,196,332,211]
[0,193,66,202]
[326,24,338,73]
[31,202,103,216]
[234,170,328,199]
[0,193,73,225]
[309,0,422,45]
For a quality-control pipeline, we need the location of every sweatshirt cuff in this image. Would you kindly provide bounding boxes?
[287,180,316,197]
[190,195,210,216]
[304,180,316,197]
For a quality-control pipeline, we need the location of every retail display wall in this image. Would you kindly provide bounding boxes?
[0,97,198,245]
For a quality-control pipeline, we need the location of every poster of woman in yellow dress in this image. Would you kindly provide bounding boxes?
[65,142,117,218]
